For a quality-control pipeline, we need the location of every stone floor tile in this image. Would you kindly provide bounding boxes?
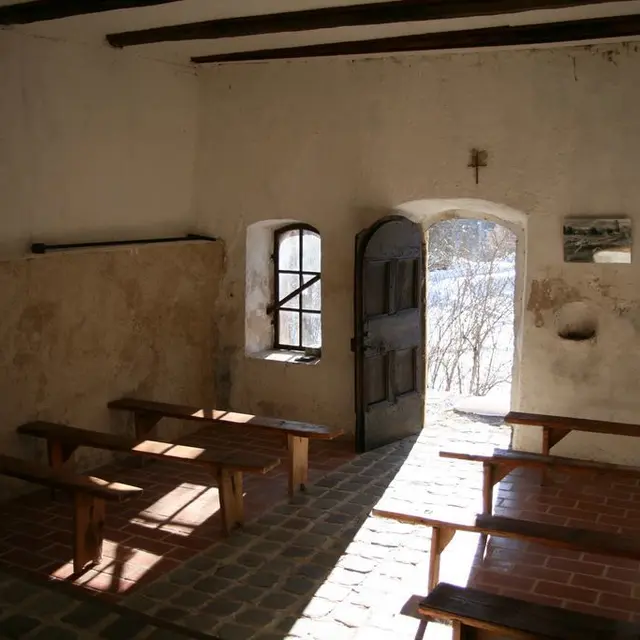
[0,613,41,638]
[167,568,203,586]
[145,629,193,640]
[200,596,245,617]
[216,622,257,640]
[258,592,298,611]
[143,582,179,601]
[282,576,317,596]
[234,606,276,627]
[251,632,282,640]
[60,602,113,629]
[193,575,233,594]
[332,601,371,628]
[98,616,150,639]
[300,596,336,618]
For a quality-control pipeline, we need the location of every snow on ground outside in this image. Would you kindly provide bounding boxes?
[427,259,515,398]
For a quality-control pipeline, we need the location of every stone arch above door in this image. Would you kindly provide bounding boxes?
[395,198,527,234]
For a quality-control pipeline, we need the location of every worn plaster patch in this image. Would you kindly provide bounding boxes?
[526,278,582,328]
[619,305,640,334]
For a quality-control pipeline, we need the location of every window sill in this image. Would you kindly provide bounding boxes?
[248,350,321,365]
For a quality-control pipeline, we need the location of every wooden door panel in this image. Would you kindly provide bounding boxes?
[397,258,419,311]
[366,313,421,351]
[354,216,425,452]
[366,353,389,408]
[364,261,390,317]
[394,347,418,396]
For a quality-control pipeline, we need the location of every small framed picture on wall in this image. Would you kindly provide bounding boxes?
[563,217,631,264]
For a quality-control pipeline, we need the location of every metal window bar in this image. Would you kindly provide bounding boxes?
[272,224,321,352]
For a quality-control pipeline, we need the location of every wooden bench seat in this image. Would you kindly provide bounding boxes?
[419,582,640,639]
[108,397,344,497]
[0,454,142,573]
[505,411,640,457]
[17,421,280,535]
[371,505,640,592]
[440,447,640,514]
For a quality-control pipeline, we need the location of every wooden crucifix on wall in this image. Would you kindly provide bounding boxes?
[468,148,488,184]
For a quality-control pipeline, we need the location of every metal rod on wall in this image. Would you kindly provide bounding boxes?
[30,233,217,255]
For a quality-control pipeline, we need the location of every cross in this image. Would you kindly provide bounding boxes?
[468,148,488,184]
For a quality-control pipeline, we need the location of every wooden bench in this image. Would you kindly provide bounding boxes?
[17,421,280,535]
[108,397,344,497]
[440,448,640,515]
[0,454,142,574]
[371,505,640,592]
[419,582,640,639]
[505,411,640,457]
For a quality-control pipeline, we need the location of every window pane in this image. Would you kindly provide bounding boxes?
[278,230,300,270]
[301,313,321,348]
[302,231,321,272]
[302,276,321,311]
[279,273,301,309]
[279,310,299,347]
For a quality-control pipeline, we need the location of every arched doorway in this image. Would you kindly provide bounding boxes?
[353,199,527,452]
[427,218,516,411]
[395,198,527,414]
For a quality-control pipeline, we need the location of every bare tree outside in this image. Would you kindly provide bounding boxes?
[427,219,516,397]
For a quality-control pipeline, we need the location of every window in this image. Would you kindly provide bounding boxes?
[271,224,321,354]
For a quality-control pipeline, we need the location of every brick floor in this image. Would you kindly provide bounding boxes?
[0,425,354,597]
[1,407,640,638]
[472,465,640,622]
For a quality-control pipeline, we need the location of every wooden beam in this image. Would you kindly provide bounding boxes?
[108,0,623,48]
[0,0,180,25]
[192,14,640,64]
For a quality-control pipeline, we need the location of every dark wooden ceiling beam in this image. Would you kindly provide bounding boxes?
[191,14,640,64]
[107,0,622,48]
[0,0,181,25]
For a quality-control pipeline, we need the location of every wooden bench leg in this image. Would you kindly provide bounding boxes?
[217,469,244,535]
[541,427,571,485]
[288,435,309,498]
[48,440,77,500]
[132,413,162,468]
[232,471,244,528]
[483,463,515,515]
[453,621,480,640]
[428,525,455,592]
[482,463,495,515]
[133,412,161,440]
[73,493,105,574]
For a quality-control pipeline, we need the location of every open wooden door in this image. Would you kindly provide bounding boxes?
[353,216,425,453]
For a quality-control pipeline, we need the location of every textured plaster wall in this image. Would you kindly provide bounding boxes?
[0,242,223,500]
[0,29,209,498]
[195,43,640,464]
[0,29,199,257]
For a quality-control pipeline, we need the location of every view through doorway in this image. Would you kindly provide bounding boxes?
[427,218,516,418]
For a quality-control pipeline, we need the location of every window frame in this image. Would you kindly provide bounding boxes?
[271,223,321,355]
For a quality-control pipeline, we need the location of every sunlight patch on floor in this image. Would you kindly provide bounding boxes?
[49,539,163,594]
[130,482,222,535]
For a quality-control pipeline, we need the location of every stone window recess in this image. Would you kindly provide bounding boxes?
[269,224,321,359]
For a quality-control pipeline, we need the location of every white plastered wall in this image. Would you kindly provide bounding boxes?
[0,28,199,256]
[195,42,640,464]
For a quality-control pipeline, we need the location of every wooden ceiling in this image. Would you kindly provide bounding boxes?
[1,0,640,64]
